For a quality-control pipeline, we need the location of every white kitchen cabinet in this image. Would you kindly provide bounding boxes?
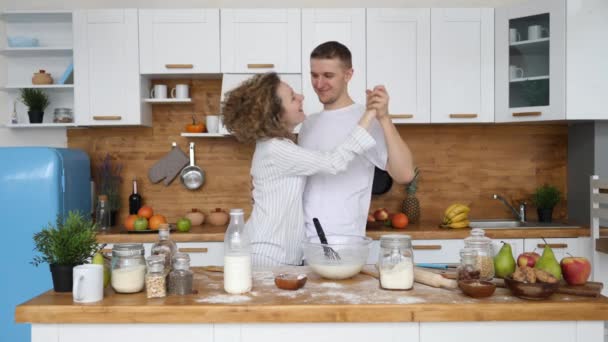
[74,9,151,126]
[495,0,565,122]
[367,8,430,124]
[491,238,524,259]
[139,9,220,75]
[301,9,366,115]
[177,242,224,266]
[524,237,591,262]
[367,239,464,264]
[220,9,300,74]
[430,8,494,123]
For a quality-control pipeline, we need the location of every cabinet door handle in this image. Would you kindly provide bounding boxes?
[537,243,568,249]
[178,248,209,254]
[247,63,275,69]
[93,116,122,121]
[165,64,194,69]
[413,245,442,250]
[449,114,478,119]
[513,111,542,117]
[101,248,112,254]
[391,114,414,119]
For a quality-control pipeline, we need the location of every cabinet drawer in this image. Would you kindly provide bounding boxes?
[412,239,463,263]
[524,238,590,261]
[176,242,224,266]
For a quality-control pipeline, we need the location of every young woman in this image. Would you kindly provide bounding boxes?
[222,72,378,267]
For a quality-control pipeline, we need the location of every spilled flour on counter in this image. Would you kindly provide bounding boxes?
[319,282,343,289]
[196,295,252,304]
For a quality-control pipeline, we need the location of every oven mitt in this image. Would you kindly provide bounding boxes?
[148,144,188,185]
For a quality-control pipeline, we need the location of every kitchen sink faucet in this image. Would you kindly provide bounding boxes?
[492,194,527,223]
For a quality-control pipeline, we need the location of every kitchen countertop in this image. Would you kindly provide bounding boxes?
[15,266,608,324]
[96,222,593,244]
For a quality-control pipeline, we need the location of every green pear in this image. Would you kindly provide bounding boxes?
[534,243,562,280]
[92,252,111,287]
[494,241,516,278]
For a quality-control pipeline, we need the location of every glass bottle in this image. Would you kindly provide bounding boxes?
[377,234,414,290]
[463,228,495,280]
[111,243,146,293]
[10,100,18,124]
[145,255,166,298]
[223,208,252,294]
[457,248,481,281]
[128,178,142,215]
[151,224,177,270]
[168,253,193,295]
[95,195,111,231]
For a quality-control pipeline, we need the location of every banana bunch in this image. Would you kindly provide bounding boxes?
[442,203,471,228]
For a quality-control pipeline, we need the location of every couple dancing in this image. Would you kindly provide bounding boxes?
[222,41,415,267]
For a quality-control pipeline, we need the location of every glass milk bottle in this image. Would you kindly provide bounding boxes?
[223,209,252,294]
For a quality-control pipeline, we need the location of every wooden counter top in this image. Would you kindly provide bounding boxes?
[15,266,608,324]
[96,222,592,244]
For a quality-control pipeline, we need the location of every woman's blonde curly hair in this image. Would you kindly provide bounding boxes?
[221,72,294,144]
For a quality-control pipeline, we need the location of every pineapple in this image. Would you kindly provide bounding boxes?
[402,168,420,223]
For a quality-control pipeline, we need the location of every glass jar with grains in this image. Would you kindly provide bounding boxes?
[463,228,494,280]
[457,248,481,281]
[145,255,166,298]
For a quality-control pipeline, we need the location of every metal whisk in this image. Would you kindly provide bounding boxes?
[312,218,341,261]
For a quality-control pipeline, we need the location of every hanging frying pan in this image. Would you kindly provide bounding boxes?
[180,142,205,190]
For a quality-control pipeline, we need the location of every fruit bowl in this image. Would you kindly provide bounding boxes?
[458,280,496,298]
[302,235,372,280]
[504,276,560,300]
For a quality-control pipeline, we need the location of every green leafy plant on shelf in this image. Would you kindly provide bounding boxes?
[19,88,50,113]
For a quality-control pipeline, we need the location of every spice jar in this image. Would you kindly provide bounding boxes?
[145,255,166,298]
[53,108,73,123]
[463,228,494,280]
[457,248,481,281]
[377,234,414,290]
[111,243,146,293]
[168,253,193,295]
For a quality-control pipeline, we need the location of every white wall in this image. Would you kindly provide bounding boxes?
[0,0,523,147]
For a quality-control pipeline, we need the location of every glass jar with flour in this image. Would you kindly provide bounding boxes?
[377,235,414,290]
[111,243,146,293]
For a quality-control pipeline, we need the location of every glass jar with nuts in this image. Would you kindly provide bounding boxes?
[145,255,166,298]
[463,228,495,280]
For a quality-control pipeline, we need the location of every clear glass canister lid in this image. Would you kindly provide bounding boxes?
[463,228,491,246]
[147,255,165,273]
[112,243,145,257]
[379,234,412,249]
[172,252,191,270]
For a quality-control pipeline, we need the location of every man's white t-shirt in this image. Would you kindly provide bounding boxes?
[298,103,388,237]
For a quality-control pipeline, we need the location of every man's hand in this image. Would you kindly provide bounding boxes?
[366,85,389,120]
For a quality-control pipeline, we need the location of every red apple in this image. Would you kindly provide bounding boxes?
[517,252,541,267]
[561,257,591,285]
[373,208,389,221]
[367,214,376,222]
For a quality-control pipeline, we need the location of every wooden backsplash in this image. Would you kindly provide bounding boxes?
[68,79,568,225]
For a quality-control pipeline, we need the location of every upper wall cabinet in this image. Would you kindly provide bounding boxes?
[430,8,494,123]
[495,0,565,122]
[74,9,150,126]
[301,9,366,115]
[367,8,430,124]
[139,9,220,74]
[220,9,300,74]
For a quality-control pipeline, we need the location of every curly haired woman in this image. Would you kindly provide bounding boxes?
[222,72,378,267]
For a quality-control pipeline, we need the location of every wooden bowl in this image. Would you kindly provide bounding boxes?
[458,279,496,298]
[504,276,560,300]
[274,274,307,290]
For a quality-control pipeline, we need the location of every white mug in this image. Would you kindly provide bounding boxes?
[509,65,525,80]
[171,84,189,99]
[150,84,168,99]
[206,115,220,133]
[73,264,104,303]
[528,25,548,40]
[509,28,521,43]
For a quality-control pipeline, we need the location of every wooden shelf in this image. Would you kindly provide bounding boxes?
[180,132,229,138]
[143,98,193,104]
[5,122,76,128]
[0,47,73,55]
[3,84,74,89]
[510,75,549,83]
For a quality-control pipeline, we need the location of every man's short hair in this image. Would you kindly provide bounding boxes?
[310,41,352,69]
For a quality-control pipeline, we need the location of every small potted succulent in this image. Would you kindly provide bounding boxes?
[96,154,123,226]
[19,88,50,123]
[32,211,99,292]
[531,185,561,223]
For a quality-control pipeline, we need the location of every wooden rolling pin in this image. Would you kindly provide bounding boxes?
[360,267,458,289]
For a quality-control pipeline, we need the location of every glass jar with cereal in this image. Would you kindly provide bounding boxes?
[463,229,494,280]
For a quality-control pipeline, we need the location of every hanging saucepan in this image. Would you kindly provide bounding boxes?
[180,142,205,190]
[372,167,393,195]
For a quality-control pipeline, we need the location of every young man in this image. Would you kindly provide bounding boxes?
[298,41,415,237]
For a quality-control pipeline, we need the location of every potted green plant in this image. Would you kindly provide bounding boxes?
[531,185,561,223]
[97,154,122,226]
[32,211,99,292]
[19,88,50,124]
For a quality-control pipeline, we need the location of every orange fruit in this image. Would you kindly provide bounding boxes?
[124,214,138,231]
[149,214,167,230]
[137,205,154,219]
[391,213,409,229]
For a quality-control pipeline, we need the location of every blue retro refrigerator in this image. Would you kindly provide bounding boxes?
[0,147,92,342]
